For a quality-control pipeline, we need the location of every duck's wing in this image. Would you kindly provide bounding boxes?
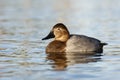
[66,34,102,52]
[70,34,101,43]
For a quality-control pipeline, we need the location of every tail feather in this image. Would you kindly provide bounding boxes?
[96,43,107,53]
[100,43,108,46]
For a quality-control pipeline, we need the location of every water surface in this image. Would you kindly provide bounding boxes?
[0,0,120,80]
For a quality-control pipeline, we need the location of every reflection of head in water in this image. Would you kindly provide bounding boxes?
[46,52,67,70]
[46,52,102,70]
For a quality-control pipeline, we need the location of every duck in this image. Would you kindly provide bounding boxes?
[42,23,107,53]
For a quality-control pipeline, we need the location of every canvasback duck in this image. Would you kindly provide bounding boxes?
[42,23,107,53]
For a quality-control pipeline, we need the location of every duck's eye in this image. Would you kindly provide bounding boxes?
[57,28,61,31]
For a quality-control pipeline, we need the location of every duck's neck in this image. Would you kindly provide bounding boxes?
[55,34,69,42]
[55,29,70,42]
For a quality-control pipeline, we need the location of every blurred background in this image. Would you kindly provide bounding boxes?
[0,0,120,80]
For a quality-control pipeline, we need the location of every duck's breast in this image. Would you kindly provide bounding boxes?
[46,40,66,53]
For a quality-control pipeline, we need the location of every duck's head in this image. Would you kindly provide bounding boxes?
[42,23,70,42]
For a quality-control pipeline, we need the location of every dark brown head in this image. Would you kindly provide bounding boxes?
[42,23,70,42]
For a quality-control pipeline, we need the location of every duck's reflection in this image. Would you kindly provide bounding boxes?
[46,52,102,70]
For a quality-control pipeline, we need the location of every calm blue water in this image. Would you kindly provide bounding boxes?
[0,0,120,80]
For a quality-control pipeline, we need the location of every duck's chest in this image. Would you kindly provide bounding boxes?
[46,40,66,53]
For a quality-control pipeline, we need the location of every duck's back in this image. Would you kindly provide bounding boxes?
[66,35,104,52]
